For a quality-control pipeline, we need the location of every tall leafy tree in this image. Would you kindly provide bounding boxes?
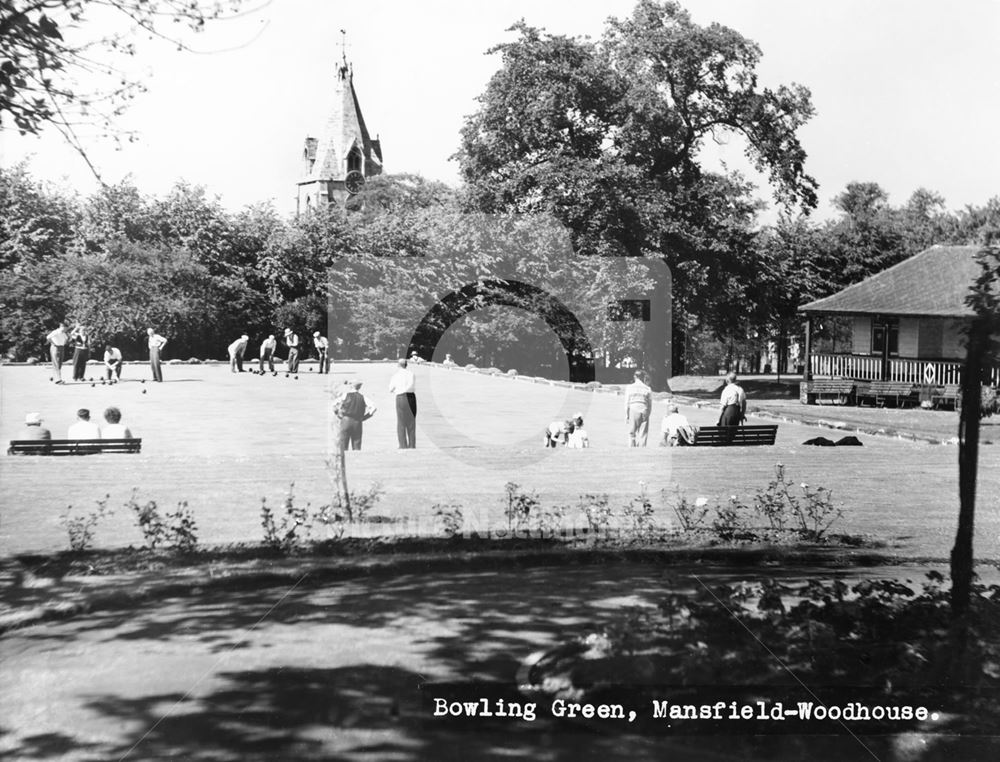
[0,162,80,270]
[456,0,818,385]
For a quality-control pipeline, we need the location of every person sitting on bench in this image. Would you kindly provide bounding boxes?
[660,404,695,446]
[67,409,100,439]
[100,407,134,439]
[18,412,51,441]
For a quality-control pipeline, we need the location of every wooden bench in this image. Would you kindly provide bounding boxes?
[691,425,778,447]
[856,381,917,408]
[931,384,961,410]
[7,438,142,456]
[806,379,855,405]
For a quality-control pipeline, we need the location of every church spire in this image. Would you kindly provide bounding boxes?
[296,33,383,215]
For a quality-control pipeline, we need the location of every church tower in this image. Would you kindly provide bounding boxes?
[297,50,382,215]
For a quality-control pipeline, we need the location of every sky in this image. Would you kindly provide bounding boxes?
[2,0,998,223]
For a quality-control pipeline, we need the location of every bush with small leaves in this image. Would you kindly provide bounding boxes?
[60,494,113,552]
[260,483,311,553]
[503,482,539,532]
[622,482,657,539]
[578,493,613,534]
[433,503,464,538]
[711,496,752,542]
[662,487,710,531]
[126,489,198,551]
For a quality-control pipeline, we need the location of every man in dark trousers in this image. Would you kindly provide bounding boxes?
[388,358,417,448]
[718,372,747,443]
[147,328,167,382]
[284,328,300,373]
[46,322,68,384]
[334,381,374,450]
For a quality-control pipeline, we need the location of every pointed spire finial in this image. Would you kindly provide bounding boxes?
[337,29,349,80]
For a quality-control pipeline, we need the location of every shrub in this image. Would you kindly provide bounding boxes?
[503,482,539,532]
[433,503,464,538]
[662,487,710,531]
[711,495,752,541]
[60,494,112,552]
[535,504,569,536]
[126,489,199,551]
[622,482,657,539]
[578,492,613,533]
[260,483,311,552]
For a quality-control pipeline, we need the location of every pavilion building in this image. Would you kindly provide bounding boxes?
[798,245,999,400]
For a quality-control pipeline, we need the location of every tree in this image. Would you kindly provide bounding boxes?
[0,162,80,270]
[951,246,1000,643]
[825,181,906,287]
[456,1,818,386]
[0,1,248,179]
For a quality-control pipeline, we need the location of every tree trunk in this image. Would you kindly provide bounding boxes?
[949,319,987,681]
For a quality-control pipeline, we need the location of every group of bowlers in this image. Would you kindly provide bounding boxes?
[45,321,335,383]
[42,321,749,451]
[45,322,135,384]
[228,330,333,375]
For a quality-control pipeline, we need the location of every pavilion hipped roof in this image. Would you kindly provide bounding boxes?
[799,245,983,318]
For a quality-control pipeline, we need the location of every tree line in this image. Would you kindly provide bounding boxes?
[2,162,996,375]
[2,0,998,380]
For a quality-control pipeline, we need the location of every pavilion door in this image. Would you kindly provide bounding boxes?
[871,317,899,381]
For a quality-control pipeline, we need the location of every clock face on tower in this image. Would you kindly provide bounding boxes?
[345,170,365,195]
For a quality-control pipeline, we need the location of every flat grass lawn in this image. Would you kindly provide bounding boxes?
[1,362,997,558]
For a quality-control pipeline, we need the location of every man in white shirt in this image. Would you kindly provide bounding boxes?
[284,328,300,373]
[103,346,123,382]
[46,322,68,384]
[660,404,694,446]
[147,328,167,382]
[259,334,277,373]
[718,372,747,426]
[228,334,249,373]
[624,370,653,447]
[388,358,417,448]
[67,409,101,440]
[544,419,570,447]
[313,332,330,373]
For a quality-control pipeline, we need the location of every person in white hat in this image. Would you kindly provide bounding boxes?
[283,328,300,373]
[228,334,249,373]
[18,412,51,441]
[313,331,330,374]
